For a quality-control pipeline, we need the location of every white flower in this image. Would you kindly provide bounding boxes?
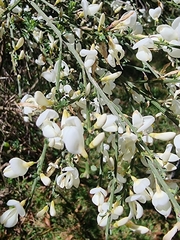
[132,176,150,194]
[156,17,180,58]
[152,184,172,218]
[133,38,154,62]
[79,47,98,71]
[90,187,107,206]
[136,46,152,62]
[97,202,109,227]
[133,38,155,50]
[41,60,69,83]
[56,167,80,189]
[132,110,155,133]
[113,216,130,228]
[107,37,125,67]
[34,91,52,107]
[81,0,102,18]
[0,199,26,228]
[132,22,143,35]
[97,202,123,227]
[41,67,56,83]
[48,33,58,50]
[41,120,61,138]
[102,79,116,96]
[163,40,180,58]
[157,144,179,163]
[36,109,59,128]
[155,144,179,172]
[20,94,38,116]
[126,221,149,234]
[101,71,121,82]
[119,128,137,161]
[36,109,63,150]
[149,7,162,21]
[33,28,43,42]
[101,72,121,96]
[125,193,145,219]
[157,25,176,42]
[3,158,35,178]
[102,114,118,132]
[48,137,64,150]
[35,54,45,66]
[62,116,87,158]
[24,5,31,12]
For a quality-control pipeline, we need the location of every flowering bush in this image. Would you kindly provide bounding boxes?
[1,0,180,239]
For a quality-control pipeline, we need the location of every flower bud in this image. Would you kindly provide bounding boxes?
[101,71,121,82]
[149,132,176,141]
[85,82,91,96]
[14,37,24,51]
[36,205,49,218]
[19,50,25,60]
[20,200,26,210]
[114,6,121,14]
[93,114,107,129]
[50,201,56,217]
[17,74,21,81]
[89,132,105,148]
[98,13,105,31]
[40,173,51,186]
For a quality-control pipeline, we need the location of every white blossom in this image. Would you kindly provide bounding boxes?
[3,158,35,178]
[57,167,80,189]
[0,199,26,228]
[62,116,87,158]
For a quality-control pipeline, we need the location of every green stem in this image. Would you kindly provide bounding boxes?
[105,177,116,240]
[105,136,118,240]
[29,1,62,93]
[56,46,62,92]
[82,68,91,131]
[26,140,48,210]
[144,62,159,78]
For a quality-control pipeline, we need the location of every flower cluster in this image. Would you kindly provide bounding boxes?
[1,0,180,239]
